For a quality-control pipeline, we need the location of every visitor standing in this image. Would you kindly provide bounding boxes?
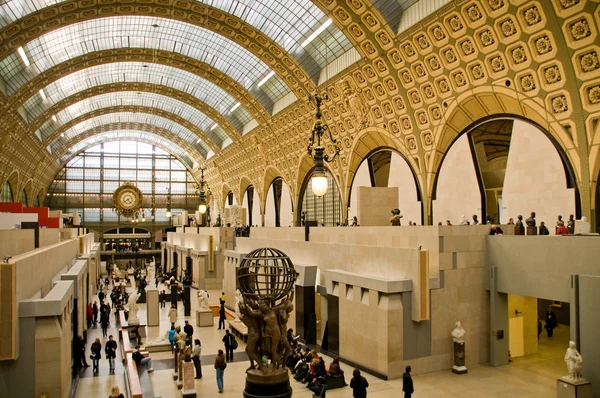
[160,290,166,308]
[105,335,118,373]
[222,329,235,361]
[219,292,226,305]
[402,365,414,398]
[168,304,178,328]
[218,303,226,330]
[350,368,369,398]
[545,305,558,337]
[192,339,202,379]
[100,302,110,337]
[184,320,194,346]
[92,301,99,325]
[90,337,102,374]
[214,349,227,393]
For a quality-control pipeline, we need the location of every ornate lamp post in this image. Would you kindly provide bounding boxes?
[196,167,212,226]
[307,93,341,197]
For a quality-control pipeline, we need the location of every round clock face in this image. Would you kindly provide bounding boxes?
[112,182,143,218]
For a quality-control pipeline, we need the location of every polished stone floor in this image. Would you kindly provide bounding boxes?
[76,284,568,397]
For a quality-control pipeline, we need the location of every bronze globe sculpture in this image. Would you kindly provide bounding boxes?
[237,247,297,398]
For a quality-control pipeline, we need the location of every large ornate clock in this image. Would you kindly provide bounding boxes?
[112,182,144,218]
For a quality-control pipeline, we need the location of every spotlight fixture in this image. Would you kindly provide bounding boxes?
[306,93,340,197]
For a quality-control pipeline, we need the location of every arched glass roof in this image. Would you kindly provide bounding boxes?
[47,112,212,157]
[0,0,353,81]
[36,91,230,147]
[0,16,291,106]
[21,62,253,129]
[56,134,194,167]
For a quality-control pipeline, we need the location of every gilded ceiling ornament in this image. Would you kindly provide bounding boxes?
[422,132,434,146]
[417,112,428,125]
[431,25,447,41]
[112,182,144,219]
[402,70,414,84]
[580,51,600,72]
[423,84,436,99]
[523,6,542,26]
[414,63,426,77]
[428,56,441,71]
[466,5,483,22]
[389,50,403,64]
[570,19,591,41]
[437,78,451,93]
[401,117,412,130]
[535,35,553,54]
[511,46,528,64]
[406,136,417,150]
[394,97,406,111]
[551,95,569,113]
[448,15,464,32]
[470,64,486,80]
[403,43,416,57]
[558,0,580,9]
[544,66,562,84]
[416,34,430,49]
[479,30,496,47]
[409,90,422,104]
[488,0,504,11]
[444,48,457,63]
[431,106,442,120]
[338,79,372,131]
[588,86,600,104]
[461,39,475,56]
[500,19,517,37]
[453,72,467,87]
[520,74,536,92]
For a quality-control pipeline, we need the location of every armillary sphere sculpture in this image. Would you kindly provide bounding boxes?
[237,247,297,398]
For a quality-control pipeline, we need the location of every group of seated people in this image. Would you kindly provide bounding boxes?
[288,346,346,397]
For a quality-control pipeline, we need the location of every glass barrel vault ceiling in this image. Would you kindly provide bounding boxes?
[21,62,253,131]
[35,91,231,147]
[0,1,353,82]
[0,16,292,108]
[48,112,212,158]
[57,133,194,167]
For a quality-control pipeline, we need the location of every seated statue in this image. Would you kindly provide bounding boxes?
[197,290,209,310]
[564,341,583,381]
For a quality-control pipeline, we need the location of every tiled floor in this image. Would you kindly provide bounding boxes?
[75,284,569,397]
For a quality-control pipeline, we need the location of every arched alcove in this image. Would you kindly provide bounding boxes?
[348,148,422,225]
[298,168,342,226]
[264,178,293,227]
[1,180,13,202]
[241,185,261,226]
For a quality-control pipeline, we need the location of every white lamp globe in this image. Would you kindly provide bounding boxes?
[199,203,207,214]
[311,173,328,197]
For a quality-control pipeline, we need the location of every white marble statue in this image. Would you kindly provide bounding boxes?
[127,292,142,325]
[147,257,156,282]
[580,216,591,234]
[564,341,584,381]
[234,289,243,322]
[197,290,209,310]
[452,321,466,343]
[459,215,470,225]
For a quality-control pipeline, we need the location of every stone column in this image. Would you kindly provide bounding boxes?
[146,288,159,327]
[171,285,178,309]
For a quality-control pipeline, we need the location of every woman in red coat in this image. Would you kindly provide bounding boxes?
[556,221,569,235]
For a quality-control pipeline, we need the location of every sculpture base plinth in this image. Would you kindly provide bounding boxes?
[196,309,214,327]
[452,342,467,374]
[526,226,537,235]
[243,368,292,398]
[557,377,592,398]
[452,365,468,374]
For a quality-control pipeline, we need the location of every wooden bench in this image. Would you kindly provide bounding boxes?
[120,329,145,355]
[229,320,249,343]
[209,305,236,320]
[125,353,143,398]
[118,310,128,328]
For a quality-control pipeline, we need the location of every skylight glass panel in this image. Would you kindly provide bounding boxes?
[20,62,254,127]
[0,16,290,107]
[47,112,212,157]
[38,91,231,145]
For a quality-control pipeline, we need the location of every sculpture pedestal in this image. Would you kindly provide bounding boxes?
[196,309,214,327]
[557,377,592,398]
[181,361,196,397]
[452,342,467,374]
[514,226,525,235]
[526,226,537,236]
[146,288,159,327]
[243,369,292,398]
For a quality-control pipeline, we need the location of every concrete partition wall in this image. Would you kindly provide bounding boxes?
[0,229,34,258]
[432,134,481,225]
[501,120,575,227]
[39,229,61,247]
[78,233,94,254]
[357,187,399,226]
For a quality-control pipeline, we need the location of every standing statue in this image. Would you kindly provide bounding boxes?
[515,215,524,227]
[389,209,403,226]
[197,290,209,310]
[564,341,583,381]
[177,332,187,384]
[580,216,591,234]
[239,298,264,371]
[472,215,479,225]
[459,215,470,225]
[525,212,536,227]
[234,289,243,322]
[127,293,141,325]
[216,214,222,227]
[147,257,156,282]
[567,215,575,235]
[451,321,467,374]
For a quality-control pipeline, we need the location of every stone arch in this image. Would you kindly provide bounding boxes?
[0,0,314,97]
[221,184,234,213]
[2,170,19,202]
[263,166,288,215]
[20,179,34,206]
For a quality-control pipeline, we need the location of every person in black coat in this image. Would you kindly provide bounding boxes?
[218,304,226,330]
[402,365,414,398]
[90,337,102,373]
[222,329,235,361]
[105,335,118,373]
[545,305,558,337]
[350,368,369,398]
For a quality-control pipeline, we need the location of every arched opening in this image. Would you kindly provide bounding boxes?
[432,117,578,228]
[1,181,13,202]
[265,178,293,227]
[348,148,422,226]
[298,168,342,227]
[20,190,27,206]
[241,185,261,227]
[33,194,40,207]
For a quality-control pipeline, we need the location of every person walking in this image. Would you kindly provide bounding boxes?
[76,335,90,368]
[92,301,99,325]
[545,305,558,337]
[90,337,102,374]
[184,320,194,347]
[160,290,166,308]
[168,304,178,328]
[402,365,414,398]
[86,303,93,328]
[105,335,118,373]
[168,325,178,353]
[350,368,369,398]
[218,303,226,330]
[214,349,227,393]
[100,302,110,337]
[222,329,235,362]
[191,339,202,379]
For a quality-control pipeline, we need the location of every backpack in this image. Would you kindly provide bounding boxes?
[231,336,238,350]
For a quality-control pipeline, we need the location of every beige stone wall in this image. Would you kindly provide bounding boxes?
[348,158,371,223]
[508,294,538,356]
[433,135,481,225]
[0,229,34,258]
[502,120,575,228]
[39,229,60,247]
[389,153,422,225]
[34,313,72,398]
[357,186,398,226]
